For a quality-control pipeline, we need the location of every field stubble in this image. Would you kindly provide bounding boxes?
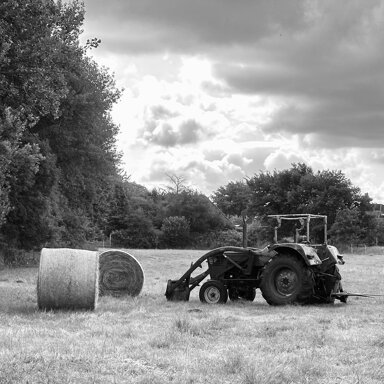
[0,249,384,384]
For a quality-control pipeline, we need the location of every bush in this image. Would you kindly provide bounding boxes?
[109,208,159,248]
[0,245,40,266]
[329,208,362,247]
[160,216,191,248]
[111,228,157,249]
[247,221,271,247]
[194,229,243,249]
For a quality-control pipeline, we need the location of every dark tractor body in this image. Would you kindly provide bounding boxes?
[165,214,347,305]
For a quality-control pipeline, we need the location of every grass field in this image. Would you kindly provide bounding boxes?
[1,249,384,384]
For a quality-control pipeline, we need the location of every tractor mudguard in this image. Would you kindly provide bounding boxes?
[268,243,322,266]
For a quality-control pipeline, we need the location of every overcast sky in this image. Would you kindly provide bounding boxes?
[81,0,384,202]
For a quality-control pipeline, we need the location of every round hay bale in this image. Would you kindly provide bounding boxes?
[98,250,144,297]
[37,248,99,310]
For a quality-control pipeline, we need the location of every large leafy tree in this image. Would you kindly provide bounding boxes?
[0,0,71,225]
[213,163,374,244]
[32,57,121,238]
[1,0,122,248]
[0,0,73,118]
[211,180,251,217]
[246,163,366,225]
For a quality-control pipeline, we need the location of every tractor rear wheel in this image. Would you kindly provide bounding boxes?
[260,254,314,305]
[199,280,228,304]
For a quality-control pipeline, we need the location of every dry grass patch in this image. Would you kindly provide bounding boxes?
[0,250,384,383]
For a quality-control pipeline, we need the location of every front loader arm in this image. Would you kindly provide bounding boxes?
[165,252,211,301]
[165,246,254,301]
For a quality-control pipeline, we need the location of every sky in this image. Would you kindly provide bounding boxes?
[80,0,384,202]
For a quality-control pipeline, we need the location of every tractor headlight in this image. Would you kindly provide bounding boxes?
[327,245,344,264]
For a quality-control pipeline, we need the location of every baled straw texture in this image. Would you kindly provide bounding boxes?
[98,250,144,297]
[37,248,99,310]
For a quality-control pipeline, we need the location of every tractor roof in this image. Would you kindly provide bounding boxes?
[268,214,327,221]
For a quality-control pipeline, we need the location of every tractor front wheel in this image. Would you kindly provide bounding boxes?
[199,280,228,304]
[260,254,314,305]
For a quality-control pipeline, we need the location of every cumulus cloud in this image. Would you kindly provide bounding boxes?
[136,141,273,194]
[139,119,202,147]
[136,104,202,147]
[264,150,306,171]
[150,105,178,120]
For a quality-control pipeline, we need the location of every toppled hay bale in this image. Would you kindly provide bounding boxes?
[98,250,144,297]
[37,248,99,310]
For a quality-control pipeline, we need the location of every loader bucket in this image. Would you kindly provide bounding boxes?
[165,280,190,301]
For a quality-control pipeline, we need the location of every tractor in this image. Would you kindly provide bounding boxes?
[165,214,347,305]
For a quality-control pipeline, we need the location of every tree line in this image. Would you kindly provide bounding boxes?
[1,1,383,259]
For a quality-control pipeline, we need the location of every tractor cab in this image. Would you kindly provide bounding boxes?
[268,214,345,267]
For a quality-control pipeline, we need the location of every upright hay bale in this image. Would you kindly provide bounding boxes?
[37,248,99,310]
[99,250,144,297]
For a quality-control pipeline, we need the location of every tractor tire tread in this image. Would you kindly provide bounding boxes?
[260,253,314,306]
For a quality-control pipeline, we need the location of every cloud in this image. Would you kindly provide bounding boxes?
[136,141,274,194]
[150,105,178,120]
[139,119,202,147]
[213,2,384,147]
[83,0,384,201]
[84,0,307,54]
[264,150,306,171]
[372,150,384,164]
[94,0,384,149]
[132,59,236,149]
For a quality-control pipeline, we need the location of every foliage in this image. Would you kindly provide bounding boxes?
[245,163,362,224]
[246,219,271,247]
[208,229,243,248]
[193,229,243,249]
[0,0,72,118]
[329,207,377,247]
[0,0,82,229]
[211,180,252,217]
[160,216,191,248]
[105,183,234,249]
[328,208,362,246]
[165,190,229,234]
[372,218,384,245]
[0,0,122,248]
[214,163,376,246]
[106,182,158,248]
[111,224,156,249]
[0,109,43,226]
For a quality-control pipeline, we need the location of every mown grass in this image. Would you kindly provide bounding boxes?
[0,249,384,383]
